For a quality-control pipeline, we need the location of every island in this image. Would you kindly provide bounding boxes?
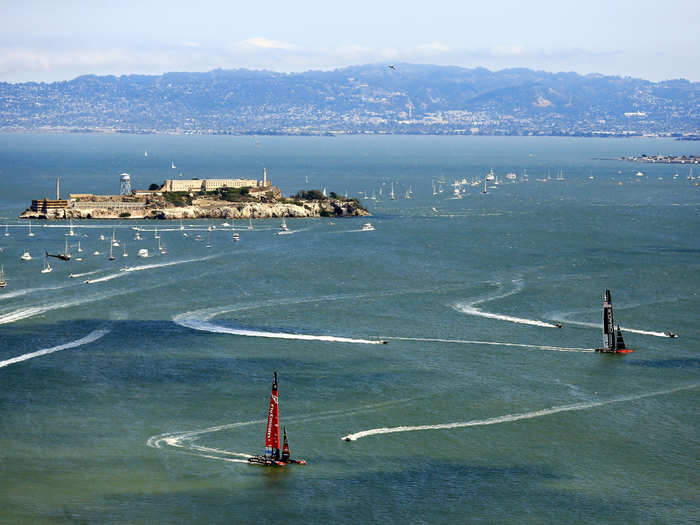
[20,173,369,220]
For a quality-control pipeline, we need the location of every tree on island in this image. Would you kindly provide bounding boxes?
[148,183,161,190]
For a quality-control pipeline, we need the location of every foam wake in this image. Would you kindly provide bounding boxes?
[453,280,558,328]
[560,319,670,338]
[0,328,110,368]
[340,383,699,441]
[175,316,385,345]
[385,336,593,353]
[147,398,412,464]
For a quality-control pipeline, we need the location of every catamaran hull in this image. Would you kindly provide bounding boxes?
[595,348,634,354]
[247,455,286,467]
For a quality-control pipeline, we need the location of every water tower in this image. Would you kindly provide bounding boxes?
[120,173,131,195]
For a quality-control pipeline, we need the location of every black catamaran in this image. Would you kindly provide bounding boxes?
[595,290,634,354]
[247,372,306,467]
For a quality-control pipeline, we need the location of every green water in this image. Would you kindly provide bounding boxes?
[0,134,698,524]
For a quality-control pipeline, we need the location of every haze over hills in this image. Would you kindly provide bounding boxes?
[1,64,698,137]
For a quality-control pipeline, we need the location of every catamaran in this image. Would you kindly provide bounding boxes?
[47,238,71,261]
[248,372,306,467]
[595,290,634,354]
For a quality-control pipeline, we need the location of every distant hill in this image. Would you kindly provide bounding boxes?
[1,64,698,136]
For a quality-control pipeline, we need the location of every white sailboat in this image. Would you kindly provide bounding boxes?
[3,224,8,237]
[109,242,115,261]
[41,256,52,273]
[205,231,212,248]
[171,161,176,169]
[154,225,159,239]
[158,237,166,254]
[122,241,128,257]
[179,218,184,231]
[248,216,254,231]
[28,220,34,237]
[67,218,75,236]
[0,265,6,288]
[390,182,395,200]
[280,216,288,232]
[77,241,83,253]
[111,229,119,247]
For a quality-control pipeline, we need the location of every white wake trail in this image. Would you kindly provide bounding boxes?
[0,328,110,368]
[175,317,385,345]
[385,336,593,352]
[561,319,670,338]
[454,279,558,328]
[340,383,700,441]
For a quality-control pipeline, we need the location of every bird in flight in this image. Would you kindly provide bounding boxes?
[388,65,396,70]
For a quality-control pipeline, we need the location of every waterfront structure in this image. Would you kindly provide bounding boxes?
[120,173,131,195]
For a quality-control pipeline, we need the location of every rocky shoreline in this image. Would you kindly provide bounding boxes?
[19,199,369,220]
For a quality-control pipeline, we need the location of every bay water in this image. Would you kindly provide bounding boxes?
[0,134,698,524]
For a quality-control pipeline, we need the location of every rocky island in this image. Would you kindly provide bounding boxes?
[20,174,369,220]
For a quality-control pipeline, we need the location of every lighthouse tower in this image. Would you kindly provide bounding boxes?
[120,173,131,196]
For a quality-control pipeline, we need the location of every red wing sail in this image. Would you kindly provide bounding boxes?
[264,372,281,459]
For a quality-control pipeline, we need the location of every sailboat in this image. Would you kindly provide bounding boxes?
[248,216,254,231]
[390,182,395,200]
[595,290,634,354]
[154,225,159,239]
[122,241,128,257]
[0,265,6,288]
[280,215,288,231]
[111,229,119,247]
[4,224,9,237]
[171,161,176,169]
[248,372,306,467]
[67,218,75,237]
[109,242,115,261]
[158,237,166,254]
[77,241,83,253]
[41,256,52,273]
[28,220,34,237]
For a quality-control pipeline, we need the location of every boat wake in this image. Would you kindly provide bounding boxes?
[384,336,593,353]
[86,256,217,284]
[147,399,412,464]
[0,284,71,300]
[555,319,670,338]
[453,280,559,328]
[0,328,110,368]
[69,270,101,278]
[175,316,385,345]
[340,383,700,441]
[173,296,387,345]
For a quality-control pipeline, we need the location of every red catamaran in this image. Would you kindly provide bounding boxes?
[248,372,306,467]
[595,290,634,354]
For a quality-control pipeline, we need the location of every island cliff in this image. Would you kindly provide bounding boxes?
[20,180,369,220]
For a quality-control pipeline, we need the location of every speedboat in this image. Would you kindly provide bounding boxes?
[137,248,148,258]
[361,223,375,231]
[20,252,31,261]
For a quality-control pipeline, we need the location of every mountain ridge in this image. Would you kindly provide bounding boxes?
[1,64,698,136]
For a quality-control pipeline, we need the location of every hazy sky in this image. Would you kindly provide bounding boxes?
[2,0,699,82]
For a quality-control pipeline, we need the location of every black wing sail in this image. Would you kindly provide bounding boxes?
[615,326,626,350]
[602,289,615,351]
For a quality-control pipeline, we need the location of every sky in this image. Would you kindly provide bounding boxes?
[1,0,699,83]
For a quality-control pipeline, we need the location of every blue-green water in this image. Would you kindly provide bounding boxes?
[0,134,698,524]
